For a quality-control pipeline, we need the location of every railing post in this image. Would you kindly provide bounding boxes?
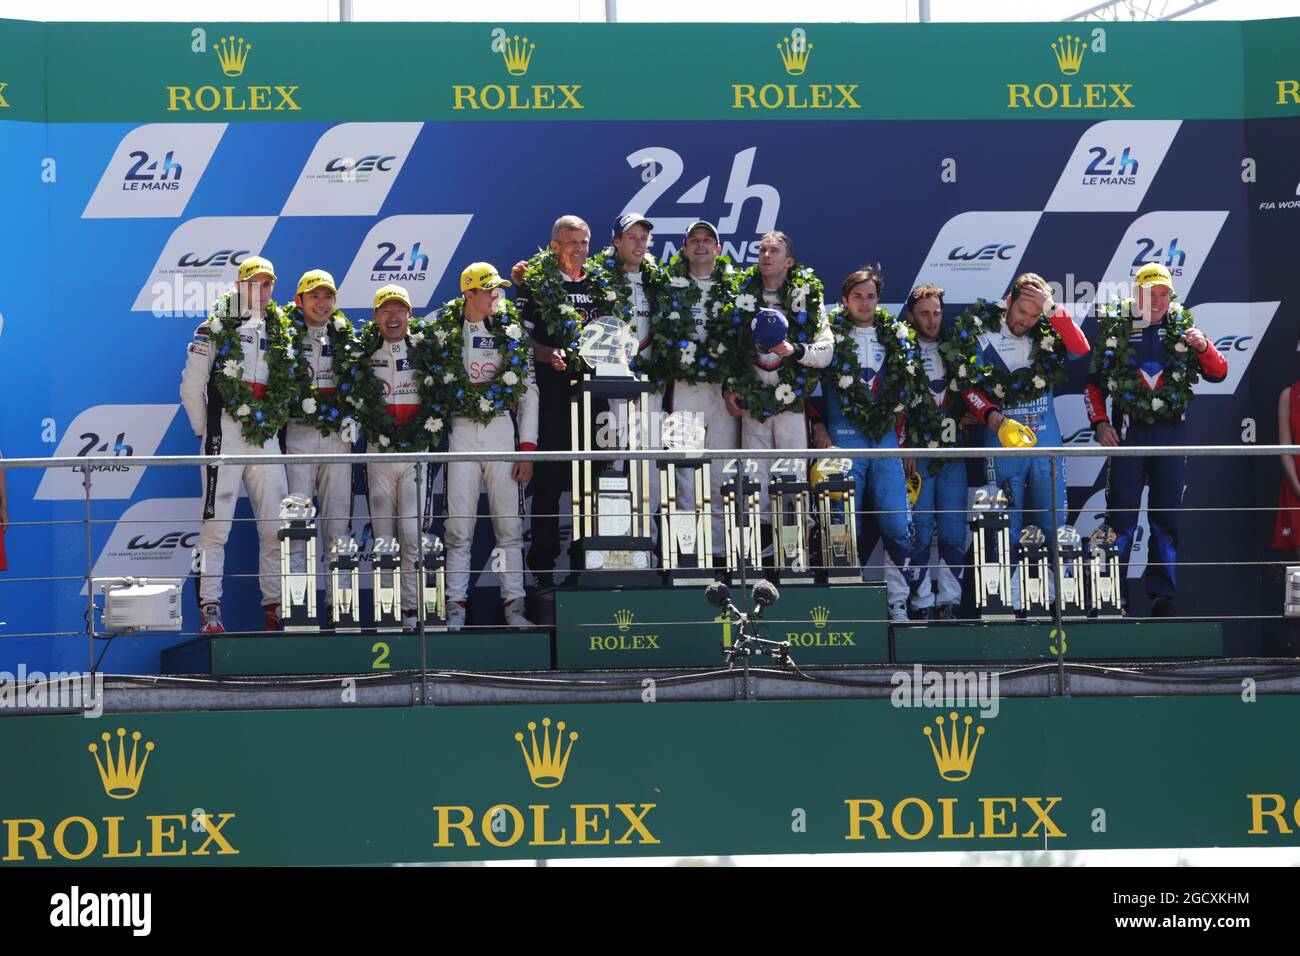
[1048,456,1067,697]
[82,467,96,673]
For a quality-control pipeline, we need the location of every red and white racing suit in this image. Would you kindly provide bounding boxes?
[285,322,354,577]
[365,337,425,613]
[445,314,539,605]
[180,311,288,608]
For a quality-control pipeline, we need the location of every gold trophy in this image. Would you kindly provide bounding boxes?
[659,411,713,585]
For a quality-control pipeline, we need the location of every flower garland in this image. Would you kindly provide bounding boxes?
[725,264,826,420]
[1091,298,1200,425]
[939,298,1068,408]
[586,246,666,388]
[824,307,928,443]
[284,305,359,437]
[653,251,736,386]
[435,296,533,425]
[905,342,959,455]
[204,291,298,445]
[521,248,590,360]
[343,319,445,452]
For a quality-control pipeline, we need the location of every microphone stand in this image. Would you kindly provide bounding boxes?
[716,595,792,700]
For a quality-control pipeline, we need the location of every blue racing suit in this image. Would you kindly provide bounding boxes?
[818,323,911,606]
[961,309,1090,551]
[1084,309,1228,604]
[909,339,966,610]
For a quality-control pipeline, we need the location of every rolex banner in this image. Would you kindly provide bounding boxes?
[1,18,1300,664]
[1,697,1299,865]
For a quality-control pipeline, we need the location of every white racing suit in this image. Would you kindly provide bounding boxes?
[284,323,354,578]
[670,273,738,560]
[180,312,288,608]
[445,314,539,606]
[364,337,427,614]
[741,289,833,542]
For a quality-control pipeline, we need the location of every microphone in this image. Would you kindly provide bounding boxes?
[705,582,731,609]
[751,580,780,609]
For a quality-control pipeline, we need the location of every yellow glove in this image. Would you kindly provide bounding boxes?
[906,471,922,506]
[997,417,1038,449]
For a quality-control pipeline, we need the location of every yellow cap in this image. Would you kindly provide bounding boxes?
[237,256,276,283]
[906,472,922,506]
[296,269,337,297]
[997,417,1039,449]
[460,262,512,293]
[1134,263,1174,293]
[373,284,411,311]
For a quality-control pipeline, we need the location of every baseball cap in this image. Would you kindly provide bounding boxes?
[684,220,720,243]
[1134,263,1174,292]
[460,262,512,293]
[612,212,654,239]
[373,284,412,311]
[296,269,337,297]
[237,256,276,282]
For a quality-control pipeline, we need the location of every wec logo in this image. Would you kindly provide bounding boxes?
[127,532,199,551]
[325,155,396,174]
[177,249,250,269]
[948,244,1016,262]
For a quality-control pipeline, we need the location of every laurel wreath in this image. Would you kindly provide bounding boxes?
[522,248,591,360]
[343,320,445,452]
[284,305,358,437]
[939,298,1068,407]
[1091,298,1200,425]
[204,292,298,445]
[435,296,533,425]
[586,246,666,389]
[726,264,826,421]
[823,307,928,444]
[654,252,736,386]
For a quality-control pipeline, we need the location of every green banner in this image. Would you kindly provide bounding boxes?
[0,19,1284,122]
[0,19,46,123]
[2,696,1299,865]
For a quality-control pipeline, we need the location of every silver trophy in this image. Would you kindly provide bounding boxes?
[278,495,319,632]
[420,535,447,628]
[720,457,763,583]
[769,458,815,584]
[811,456,859,585]
[1017,525,1051,619]
[659,411,713,586]
[971,484,1014,620]
[1056,525,1087,617]
[1087,525,1124,617]
[371,536,402,633]
[570,316,656,584]
[328,536,361,629]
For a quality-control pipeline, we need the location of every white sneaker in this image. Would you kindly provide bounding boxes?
[446,602,466,631]
[888,602,910,622]
[401,612,419,633]
[503,598,532,627]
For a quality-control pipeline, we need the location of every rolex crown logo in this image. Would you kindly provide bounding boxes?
[500,34,535,76]
[923,712,985,782]
[215,35,252,77]
[614,608,634,631]
[776,32,813,76]
[1051,34,1085,76]
[810,605,831,629]
[515,717,578,789]
[88,727,155,800]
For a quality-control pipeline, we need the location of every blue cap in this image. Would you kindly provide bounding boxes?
[753,308,789,352]
[612,212,654,239]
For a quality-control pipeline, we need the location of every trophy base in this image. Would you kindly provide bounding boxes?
[775,570,817,586]
[282,624,321,634]
[663,565,717,587]
[574,537,660,588]
[823,568,863,586]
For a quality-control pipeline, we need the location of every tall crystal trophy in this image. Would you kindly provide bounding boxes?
[371,537,402,633]
[569,316,657,586]
[278,495,319,632]
[328,537,361,629]
[769,458,815,584]
[1056,525,1087,617]
[420,535,447,628]
[1087,525,1123,617]
[971,484,1014,620]
[811,456,860,585]
[658,411,713,586]
[1017,525,1051,619]
[720,457,763,584]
